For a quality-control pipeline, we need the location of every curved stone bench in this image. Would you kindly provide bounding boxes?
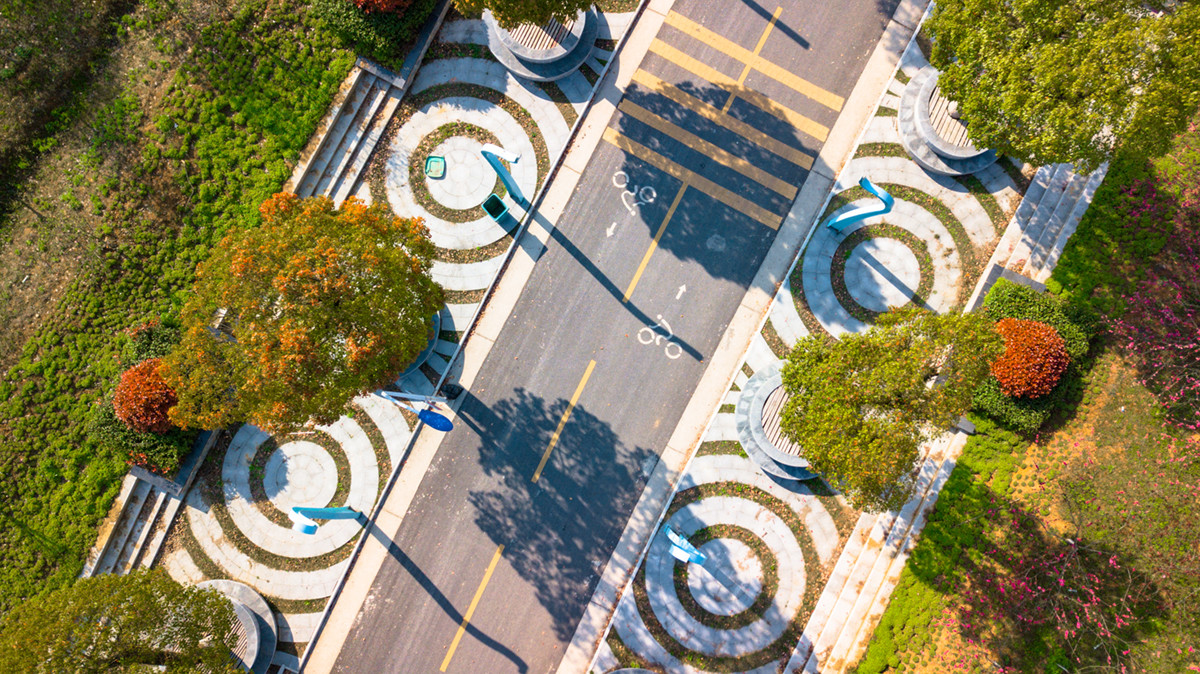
[483,9,599,82]
[898,67,997,176]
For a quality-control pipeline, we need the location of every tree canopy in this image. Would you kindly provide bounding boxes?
[0,570,240,673]
[780,308,1003,511]
[927,0,1200,171]
[456,0,593,29]
[162,193,444,433]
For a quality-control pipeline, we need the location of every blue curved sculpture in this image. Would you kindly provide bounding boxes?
[664,525,707,565]
[289,506,366,535]
[481,143,527,207]
[824,176,894,232]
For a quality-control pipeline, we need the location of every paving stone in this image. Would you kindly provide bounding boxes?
[702,413,738,442]
[386,97,534,251]
[185,490,348,600]
[438,18,488,45]
[596,11,635,40]
[431,253,506,291]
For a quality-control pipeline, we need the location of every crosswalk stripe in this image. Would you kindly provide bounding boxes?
[663,10,844,111]
[630,69,816,168]
[602,127,782,229]
[648,39,830,142]
[618,100,798,198]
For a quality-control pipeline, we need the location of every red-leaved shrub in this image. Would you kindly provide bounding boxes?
[113,358,177,433]
[350,0,415,13]
[991,318,1069,398]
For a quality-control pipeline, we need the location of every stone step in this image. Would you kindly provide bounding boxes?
[287,66,367,194]
[94,478,152,576]
[1033,163,1108,283]
[81,474,139,577]
[1021,169,1089,278]
[116,487,167,574]
[295,72,377,197]
[315,76,390,198]
[331,85,403,206]
[1012,162,1056,227]
[791,433,968,673]
[139,492,184,569]
[1005,163,1072,271]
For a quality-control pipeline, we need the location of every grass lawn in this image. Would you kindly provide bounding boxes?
[0,0,363,612]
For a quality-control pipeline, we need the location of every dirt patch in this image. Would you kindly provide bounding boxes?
[0,0,236,372]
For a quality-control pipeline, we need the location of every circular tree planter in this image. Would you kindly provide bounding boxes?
[734,361,818,481]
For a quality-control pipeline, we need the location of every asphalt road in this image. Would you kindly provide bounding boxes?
[332,1,897,671]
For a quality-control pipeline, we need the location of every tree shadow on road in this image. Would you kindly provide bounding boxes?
[455,387,657,642]
[608,77,821,290]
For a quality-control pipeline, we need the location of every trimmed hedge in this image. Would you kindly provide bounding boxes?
[973,280,1092,434]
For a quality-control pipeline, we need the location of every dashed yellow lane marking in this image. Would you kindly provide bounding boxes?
[601,127,782,229]
[531,360,597,483]
[623,183,687,302]
[648,39,830,142]
[663,10,844,111]
[440,544,505,672]
[630,70,815,169]
[724,5,783,112]
[618,100,798,198]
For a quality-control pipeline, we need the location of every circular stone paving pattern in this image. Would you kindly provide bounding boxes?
[425,137,495,210]
[687,538,763,616]
[263,441,338,512]
[844,238,921,313]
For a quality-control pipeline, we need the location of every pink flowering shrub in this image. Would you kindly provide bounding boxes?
[1111,219,1200,430]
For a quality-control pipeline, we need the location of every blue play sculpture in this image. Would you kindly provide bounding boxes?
[289,506,365,535]
[481,143,527,207]
[824,176,894,232]
[665,525,707,565]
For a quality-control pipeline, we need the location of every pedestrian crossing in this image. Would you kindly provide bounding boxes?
[604,6,845,300]
[604,7,841,233]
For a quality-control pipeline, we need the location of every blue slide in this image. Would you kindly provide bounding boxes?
[824,176,894,232]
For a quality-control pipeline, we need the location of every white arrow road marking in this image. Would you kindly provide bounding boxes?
[606,222,616,237]
[676,284,687,299]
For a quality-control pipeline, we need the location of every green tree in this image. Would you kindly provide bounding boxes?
[0,570,240,673]
[456,0,593,29]
[162,193,444,433]
[780,308,1002,510]
[926,0,1200,171]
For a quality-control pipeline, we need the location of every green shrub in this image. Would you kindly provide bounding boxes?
[310,0,440,68]
[973,377,1057,434]
[974,280,1093,433]
[89,398,194,475]
[1046,151,1175,317]
[982,279,1090,360]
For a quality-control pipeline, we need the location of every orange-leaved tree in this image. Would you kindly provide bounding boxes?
[162,193,444,433]
[991,318,1069,399]
[112,358,177,433]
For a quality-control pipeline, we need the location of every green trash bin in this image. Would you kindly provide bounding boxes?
[482,194,508,221]
[424,156,445,178]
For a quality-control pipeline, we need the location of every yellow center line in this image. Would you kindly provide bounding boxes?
[601,127,782,228]
[723,6,783,113]
[440,544,505,672]
[630,70,815,169]
[664,10,844,111]
[531,360,597,483]
[622,183,687,303]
